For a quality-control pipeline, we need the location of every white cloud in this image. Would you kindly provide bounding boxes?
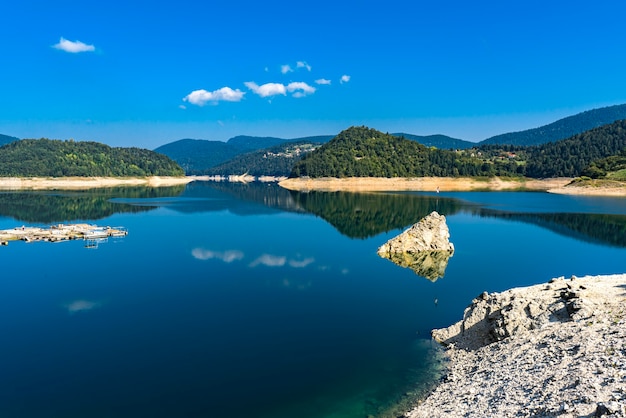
[183,87,245,106]
[296,61,312,71]
[245,81,316,99]
[315,78,331,85]
[179,104,187,110]
[287,82,316,98]
[245,81,287,98]
[250,254,287,267]
[192,248,244,263]
[53,37,95,53]
[340,75,351,84]
[281,64,293,74]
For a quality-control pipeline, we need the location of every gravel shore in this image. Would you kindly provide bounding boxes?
[406,274,626,418]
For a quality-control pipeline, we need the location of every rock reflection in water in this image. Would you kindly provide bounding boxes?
[381,250,453,281]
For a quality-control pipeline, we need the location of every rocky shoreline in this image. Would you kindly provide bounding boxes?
[406,274,626,418]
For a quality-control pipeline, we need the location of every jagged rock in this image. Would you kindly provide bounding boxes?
[431,277,601,351]
[377,211,454,280]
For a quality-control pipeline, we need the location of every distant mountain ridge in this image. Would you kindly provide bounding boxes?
[155,134,334,174]
[480,104,626,146]
[0,134,20,146]
[393,133,474,149]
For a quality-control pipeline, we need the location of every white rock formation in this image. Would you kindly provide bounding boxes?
[377,211,454,280]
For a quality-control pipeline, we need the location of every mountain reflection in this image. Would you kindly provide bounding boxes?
[477,209,626,248]
[289,191,465,239]
[0,186,185,223]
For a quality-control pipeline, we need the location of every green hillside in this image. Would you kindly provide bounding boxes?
[0,138,184,177]
[480,103,626,146]
[524,119,626,178]
[289,126,506,178]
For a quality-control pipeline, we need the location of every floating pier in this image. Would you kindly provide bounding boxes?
[0,224,128,246]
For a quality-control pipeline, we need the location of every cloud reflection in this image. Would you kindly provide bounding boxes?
[192,248,244,263]
[288,257,315,268]
[249,254,287,267]
[65,299,101,314]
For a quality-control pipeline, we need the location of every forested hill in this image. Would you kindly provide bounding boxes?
[0,138,185,177]
[289,126,499,178]
[480,103,626,146]
[0,134,20,147]
[524,119,626,178]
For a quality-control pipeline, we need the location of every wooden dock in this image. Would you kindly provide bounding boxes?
[0,224,128,246]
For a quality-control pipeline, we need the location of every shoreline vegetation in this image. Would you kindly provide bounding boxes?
[0,175,625,196]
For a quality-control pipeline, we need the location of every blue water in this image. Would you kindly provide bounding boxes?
[0,183,625,417]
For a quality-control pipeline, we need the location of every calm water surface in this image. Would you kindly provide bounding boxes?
[1,182,625,417]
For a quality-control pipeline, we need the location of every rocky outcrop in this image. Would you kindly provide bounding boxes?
[377,211,454,280]
[407,274,626,418]
[431,276,597,350]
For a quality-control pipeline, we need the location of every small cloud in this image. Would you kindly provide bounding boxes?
[288,257,315,268]
[287,82,316,98]
[281,64,293,74]
[296,61,312,71]
[192,248,244,263]
[340,75,351,84]
[250,254,287,268]
[245,81,287,98]
[53,37,95,53]
[64,299,101,314]
[179,104,187,110]
[183,87,245,106]
[315,78,331,85]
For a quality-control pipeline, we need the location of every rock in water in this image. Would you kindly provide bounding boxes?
[377,211,454,280]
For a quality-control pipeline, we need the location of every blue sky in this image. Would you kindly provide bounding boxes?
[2,0,626,149]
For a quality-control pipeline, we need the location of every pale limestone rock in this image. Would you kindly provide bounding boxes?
[377,211,454,280]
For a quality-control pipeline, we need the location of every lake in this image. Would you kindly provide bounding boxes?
[1,182,625,418]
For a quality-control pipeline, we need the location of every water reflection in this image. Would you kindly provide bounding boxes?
[379,250,454,281]
[0,186,185,223]
[290,191,465,239]
[477,209,626,248]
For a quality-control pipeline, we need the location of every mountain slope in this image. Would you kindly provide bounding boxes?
[524,119,626,178]
[481,104,626,146]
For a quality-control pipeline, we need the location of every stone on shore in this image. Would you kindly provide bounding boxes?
[377,211,454,280]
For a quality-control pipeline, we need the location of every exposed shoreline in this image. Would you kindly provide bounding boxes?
[0,176,195,190]
[1,176,625,196]
[405,274,626,417]
[278,176,626,196]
